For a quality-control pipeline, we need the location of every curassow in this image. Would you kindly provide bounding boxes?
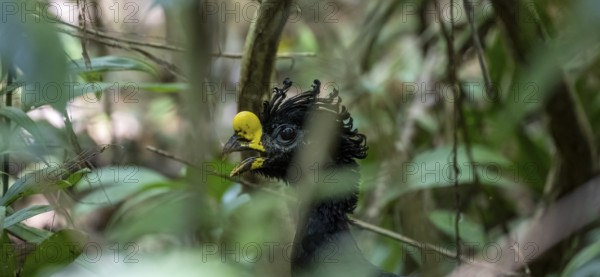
[223,79,399,277]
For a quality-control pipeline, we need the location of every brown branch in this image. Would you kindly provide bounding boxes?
[236,0,292,113]
[57,20,314,60]
[57,20,185,52]
[235,0,292,189]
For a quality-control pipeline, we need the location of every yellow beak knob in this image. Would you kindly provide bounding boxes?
[232,111,265,152]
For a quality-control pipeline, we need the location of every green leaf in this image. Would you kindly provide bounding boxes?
[0,106,48,149]
[0,166,72,206]
[6,223,52,243]
[60,168,92,188]
[561,239,600,277]
[21,229,86,277]
[107,182,179,224]
[73,166,167,215]
[428,210,486,246]
[68,56,157,75]
[204,160,235,200]
[106,189,191,242]
[4,205,53,228]
[376,144,518,205]
[0,231,17,277]
[135,82,188,93]
[403,144,514,191]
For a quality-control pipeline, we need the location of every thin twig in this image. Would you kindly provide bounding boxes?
[58,27,313,81]
[436,0,461,265]
[76,0,92,69]
[457,2,498,273]
[144,146,290,200]
[218,52,316,59]
[56,20,315,60]
[461,0,485,203]
[58,29,187,80]
[144,145,519,276]
[349,218,520,276]
[130,46,187,80]
[57,20,185,52]
[63,112,93,170]
[463,0,492,97]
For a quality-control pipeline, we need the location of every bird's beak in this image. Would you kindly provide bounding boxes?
[222,111,267,176]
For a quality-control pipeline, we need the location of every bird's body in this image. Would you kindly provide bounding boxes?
[223,79,398,277]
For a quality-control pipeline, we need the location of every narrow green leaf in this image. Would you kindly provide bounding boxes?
[4,205,53,228]
[0,106,48,148]
[60,168,92,188]
[6,223,52,243]
[561,239,600,277]
[68,56,157,75]
[0,166,70,206]
[135,82,188,93]
[21,229,86,277]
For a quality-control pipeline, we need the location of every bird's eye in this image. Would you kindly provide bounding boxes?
[277,127,297,143]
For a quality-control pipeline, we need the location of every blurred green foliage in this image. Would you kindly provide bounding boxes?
[1,0,600,276]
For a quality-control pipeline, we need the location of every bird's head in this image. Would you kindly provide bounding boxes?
[223,79,367,181]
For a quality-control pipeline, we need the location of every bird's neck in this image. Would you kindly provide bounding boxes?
[290,164,365,273]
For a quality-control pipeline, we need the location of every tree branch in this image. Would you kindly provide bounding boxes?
[236,0,292,114]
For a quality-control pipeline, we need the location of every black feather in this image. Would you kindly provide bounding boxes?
[256,79,399,277]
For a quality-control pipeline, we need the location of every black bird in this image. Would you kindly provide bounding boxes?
[223,79,399,277]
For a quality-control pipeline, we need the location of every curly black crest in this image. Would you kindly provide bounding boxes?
[261,79,368,163]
